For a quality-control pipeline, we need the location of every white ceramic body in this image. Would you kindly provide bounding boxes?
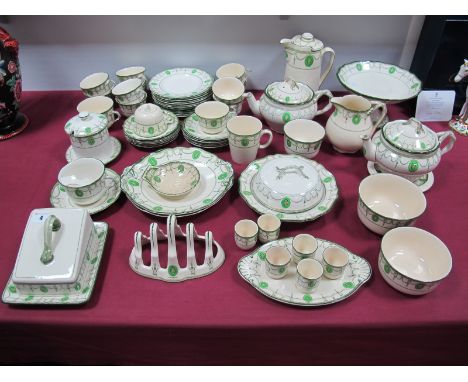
[326,95,387,154]
[134,103,164,125]
[322,246,349,280]
[212,77,245,104]
[358,174,426,235]
[265,247,291,279]
[80,72,115,97]
[118,93,147,117]
[379,227,452,295]
[116,66,147,87]
[234,219,258,250]
[58,158,106,205]
[216,63,247,84]
[213,94,243,115]
[245,90,332,134]
[69,127,110,153]
[295,258,323,293]
[77,96,121,128]
[195,101,230,135]
[227,116,273,164]
[257,214,281,244]
[292,234,318,264]
[112,78,145,104]
[284,119,325,158]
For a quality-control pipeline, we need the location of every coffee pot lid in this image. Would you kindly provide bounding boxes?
[265,79,314,106]
[64,111,108,137]
[284,32,324,51]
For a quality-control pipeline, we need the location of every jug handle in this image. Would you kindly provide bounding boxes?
[437,131,456,156]
[318,47,335,88]
[369,101,387,135]
[314,89,333,116]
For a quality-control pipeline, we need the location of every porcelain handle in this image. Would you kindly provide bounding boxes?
[112,110,121,123]
[318,47,335,88]
[369,101,388,134]
[259,129,273,149]
[437,130,456,156]
[40,215,61,265]
[314,89,333,116]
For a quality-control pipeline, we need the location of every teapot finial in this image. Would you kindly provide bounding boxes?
[302,32,314,40]
[285,77,298,89]
[408,117,424,135]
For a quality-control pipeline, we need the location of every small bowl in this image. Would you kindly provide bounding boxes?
[80,72,114,97]
[322,246,349,280]
[112,78,145,104]
[284,119,325,159]
[195,101,230,134]
[295,258,323,293]
[212,77,245,104]
[144,162,200,199]
[257,214,281,244]
[116,66,147,85]
[234,219,258,250]
[358,174,427,235]
[379,227,452,295]
[292,234,318,264]
[265,246,291,279]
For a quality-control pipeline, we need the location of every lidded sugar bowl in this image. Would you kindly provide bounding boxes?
[362,117,456,182]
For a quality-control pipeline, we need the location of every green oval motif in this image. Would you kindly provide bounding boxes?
[257,251,267,261]
[25,295,34,302]
[75,189,84,197]
[154,175,161,183]
[61,295,69,302]
[59,185,65,192]
[384,262,391,274]
[192,69,197,73]
[408,160,419,173]
[356,63,363,71]
[286,138,292,147]
[305,55,314,67]
[40,286,48,293]
[303,294,313,303]
[192,150,201,160]
[282,112,292,123]
[168,265,178,277]
[87,137,95,145]
[343,281,354,289]
[152,206,163,212]
[326,265,333,273]
[241,137,250,147]
[192,114,199,121]
[148,127,154,134]
[279,267,286,274]
[281,197,291,209]
[243,190,252,196]
[372,214,379,222]
[210,120,218,127]
[411,83,420,89]
[8,285,16,293]
[218,172,228,180]
[82,286,90,294]
[177,164,185,173]
[323,176,332,183]
[128,179,140,187]
[85,127,92,134]
[90,257,98,265]
[276,213,284,219]
[74,282,81,291]
[259,281,268,289]
[389,66,396,74]
[352,114,361,125]
[203,198,213,204]
[106,198,115,204]
[318,206,327,211]
[165,70,171,75]
[415,283,425,290]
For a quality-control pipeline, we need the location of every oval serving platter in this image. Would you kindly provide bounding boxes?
[238,237,371,307]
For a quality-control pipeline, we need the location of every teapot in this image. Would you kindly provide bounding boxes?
[244,79,332,134]
[280,32,335,91]
[326,95,387,153]
[361,118,456,182]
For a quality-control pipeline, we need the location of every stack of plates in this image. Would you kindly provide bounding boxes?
[182,112,231,149]
[149,68,213,118]
[123,110,180,149]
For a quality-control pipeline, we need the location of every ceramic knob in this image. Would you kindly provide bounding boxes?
[135,103,163,126]
[302,32,314,40]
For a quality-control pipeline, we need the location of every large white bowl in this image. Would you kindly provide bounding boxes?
[379,227,452,295]
[358,174,426,235]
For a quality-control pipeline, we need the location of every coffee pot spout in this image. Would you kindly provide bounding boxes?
[244,92,261,118]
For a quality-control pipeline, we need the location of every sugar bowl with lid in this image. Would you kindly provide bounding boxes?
[361,117,456,183]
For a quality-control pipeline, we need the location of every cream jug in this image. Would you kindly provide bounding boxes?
[280,32,335,91]
[325,95,387,153]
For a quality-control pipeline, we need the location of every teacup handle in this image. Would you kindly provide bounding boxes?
[318,47,335,88]
[369,101,387,135]
[437,130,456,156]
[314,89,333,116]
[112,110,121,123]
[259,129,273,149]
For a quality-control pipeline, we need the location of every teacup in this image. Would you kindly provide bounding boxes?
[227,116,273,164]
[284,119,325,159]
[117,92,147,117]
[295,258,323,293]
[116,66,147,87]
[216,63,248,84]
[265,246,291,279]
[80,72,114,97]
[257,214,281,244]
[212,77,245,114]
[195,101,230,134]
[58,158,106,205]
[322,246,349,280]
[292,234,318,264]
[234,219,258,250]
[77,96,121,128]
[112,78,146,104]
[134,103,167,136]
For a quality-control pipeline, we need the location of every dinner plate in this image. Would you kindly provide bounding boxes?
[149,68,213,99]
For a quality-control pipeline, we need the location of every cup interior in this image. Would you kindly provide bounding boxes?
[195,101,229,119]
[216,63,245,79]
[335,94,371,112]
[297,258,323,279]
[284,119,325,143]
[382,227,452,282]
[227,115,262,136]
[266,247,291,266]
[359,174,426,220]
[116,66,145,77]
[235,219,258,238]
[292,234,318,255]
[58,158,104,187]
[323,246,349,267]
[212,77,245,100]
[80,72,108,90]
[112,78,142,95]
[257,214,281,232]
[77,96,113,114]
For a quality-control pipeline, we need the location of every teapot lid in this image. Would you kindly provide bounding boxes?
[265,79,314,106]
[64,111,108,137]
[283,32,324,52]
[382,118,439,154]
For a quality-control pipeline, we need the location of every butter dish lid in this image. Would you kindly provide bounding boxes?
[64,111,108,137]
[12,208,94,285]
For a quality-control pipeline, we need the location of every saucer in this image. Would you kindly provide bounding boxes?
[50,168,121,214]
[183,112,231,142]
[367,161,434,192]
[66,136,121,165]
[123,110,178,141]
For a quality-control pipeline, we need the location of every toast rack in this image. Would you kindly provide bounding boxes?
[129,215,225,282]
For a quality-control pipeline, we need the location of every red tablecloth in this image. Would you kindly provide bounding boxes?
[1,91,467,365]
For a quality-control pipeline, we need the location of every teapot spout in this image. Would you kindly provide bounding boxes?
[361,134,377,161]
[244,92,261,118]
